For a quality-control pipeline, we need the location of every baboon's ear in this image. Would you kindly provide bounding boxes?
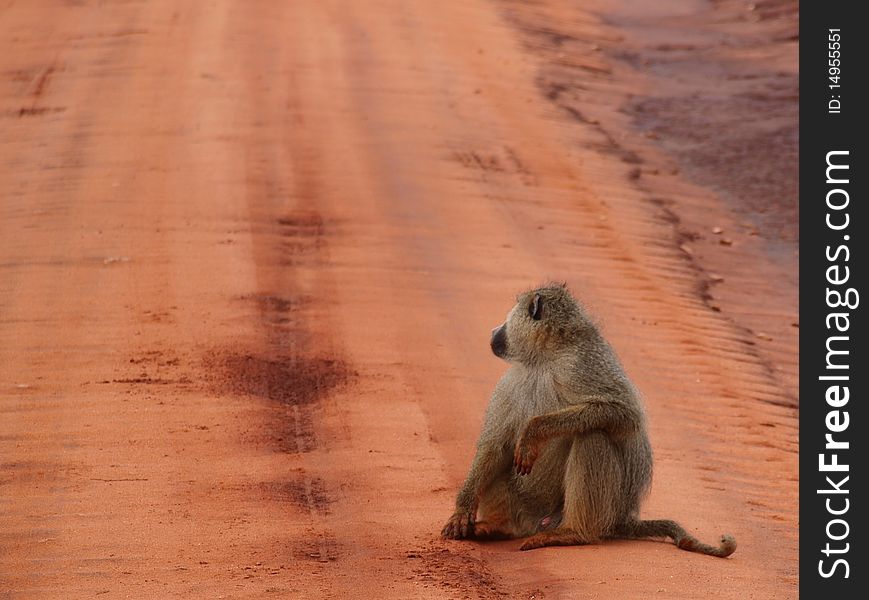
[530,293,543,320]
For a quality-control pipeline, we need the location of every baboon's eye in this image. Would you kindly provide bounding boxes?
[529,293,543,321]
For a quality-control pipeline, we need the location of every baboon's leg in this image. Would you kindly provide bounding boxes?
[472,521,514,540]
[564,432,624,541]
[518,495,589,553]
[519,527,587,550]
[473,478,518,540]
[521,433,623,550]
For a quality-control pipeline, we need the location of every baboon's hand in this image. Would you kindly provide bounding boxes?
[441,510,475,539]
[514,428,541,475]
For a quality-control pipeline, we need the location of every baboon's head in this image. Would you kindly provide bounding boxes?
[490,283,588,365]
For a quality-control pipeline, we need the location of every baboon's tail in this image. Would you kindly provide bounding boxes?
[616,519,736,558]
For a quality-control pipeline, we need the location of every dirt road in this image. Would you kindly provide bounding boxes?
[1,1,797,598]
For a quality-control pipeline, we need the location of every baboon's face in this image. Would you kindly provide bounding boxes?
[490,285,583,364]
[490,292,546,363]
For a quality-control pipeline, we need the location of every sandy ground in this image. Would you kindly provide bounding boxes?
[0,1,797,598]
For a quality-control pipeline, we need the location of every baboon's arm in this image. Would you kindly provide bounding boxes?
[442,437,512,538]
[514,399,641,474]
[455,438,512,511]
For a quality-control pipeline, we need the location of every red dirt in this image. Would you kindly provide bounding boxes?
[1,1,797,598]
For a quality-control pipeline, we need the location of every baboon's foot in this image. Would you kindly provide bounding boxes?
[472,520,513,540]
[441,510,475,539]
[519,527,587,551]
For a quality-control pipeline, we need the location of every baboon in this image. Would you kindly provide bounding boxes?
[441,283,736,556]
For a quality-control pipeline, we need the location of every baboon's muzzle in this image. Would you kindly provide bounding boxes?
[490,324,507,358]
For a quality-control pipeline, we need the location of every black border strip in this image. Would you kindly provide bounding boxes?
[800,2,867,595]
